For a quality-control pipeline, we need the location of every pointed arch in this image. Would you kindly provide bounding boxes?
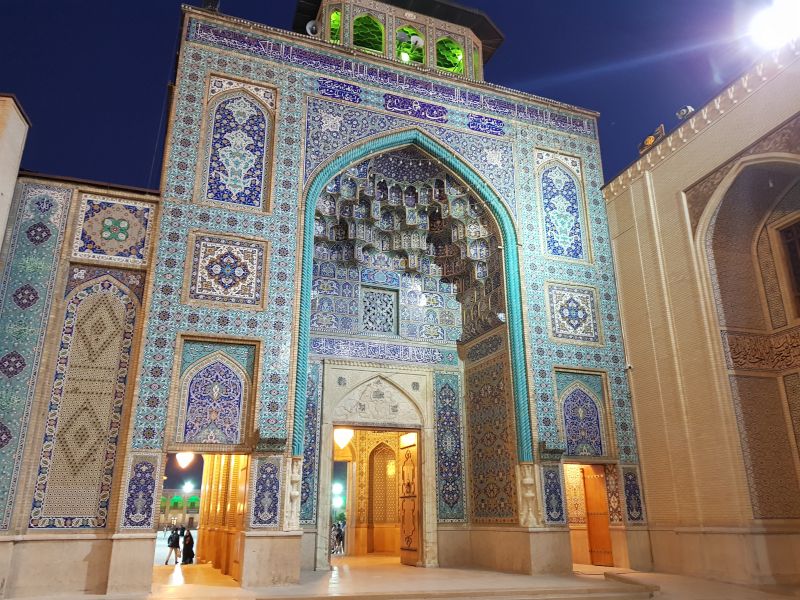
[537,158,588,261]
[293,128,532,462]
[332,375,422,429]
[177,351,249,446]
[560,382,604,457]
[369,442,397,524]
[200,87,273,210]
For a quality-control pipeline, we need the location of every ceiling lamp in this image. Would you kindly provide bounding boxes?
[176,452,195,469]
[333,428,354,449]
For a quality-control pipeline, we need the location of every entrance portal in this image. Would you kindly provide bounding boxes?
[563,464,613,567]
[331,428,421,567]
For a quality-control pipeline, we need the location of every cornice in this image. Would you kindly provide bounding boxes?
[603,39,800,202]
[182,5,599,120]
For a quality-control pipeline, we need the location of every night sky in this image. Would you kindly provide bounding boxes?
[1,1,771,188]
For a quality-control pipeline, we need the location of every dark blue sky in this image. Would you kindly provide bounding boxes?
[0,1,770,188]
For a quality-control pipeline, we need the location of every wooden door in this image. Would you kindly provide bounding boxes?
[398,432,420,566]
[583,465,613,566]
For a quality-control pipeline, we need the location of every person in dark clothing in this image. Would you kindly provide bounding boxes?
[179,525,186,537]
[165,528,181,565]
[181,530,195,565]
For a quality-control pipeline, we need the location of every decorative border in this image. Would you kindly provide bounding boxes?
[433,371,466,522]
[300,361,322,526]
[541,464,567,525]
[310,335,458,365]
[621,465,646,525]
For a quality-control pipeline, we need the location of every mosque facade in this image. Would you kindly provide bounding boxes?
[4,0,795,596]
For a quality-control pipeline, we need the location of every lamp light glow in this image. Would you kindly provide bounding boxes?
[333,428,354,449]
[400,51,410,62]
[176,452,195,469]
[182,481,194,493]
[332,496,344,509]
[332,482,344,495]
[749,0,800,50]
[400,432,417,447]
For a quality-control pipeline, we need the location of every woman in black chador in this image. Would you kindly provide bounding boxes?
[181,530,195,565]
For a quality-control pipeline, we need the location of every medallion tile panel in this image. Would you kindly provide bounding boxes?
[546,282,602,345]
[185,232,268,309]
[433,372,466,522]
[71,194,154,266]
[0,182,71,529]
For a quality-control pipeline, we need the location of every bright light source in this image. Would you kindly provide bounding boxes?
[386,460,396,477]
[400,51,410,62]
[333,428,354,449]
[400,432,417,447]
[332,496,344,509]
[332,482,344,495]
[176,452,195,469]
[182,481,194,493]
[749,0,800,50]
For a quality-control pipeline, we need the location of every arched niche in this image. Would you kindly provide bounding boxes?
[560,383,605,457]
[537,158,588,261]
[331,376,422,430]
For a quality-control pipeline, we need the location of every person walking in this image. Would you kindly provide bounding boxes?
[165,528,181,565]
[181,530,195,565]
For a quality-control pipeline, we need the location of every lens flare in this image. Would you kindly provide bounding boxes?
[749,0,800,50]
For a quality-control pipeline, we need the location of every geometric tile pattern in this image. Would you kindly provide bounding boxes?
[433,371,466,522]
[622,467,645,524]
[71,194,153,266]
[563,464,586,525]
[185,232,268,309]
[121,454,160,529]
[546,283,601,344]
[0,182,71,530]
[300,361,322,526]
[361,288,397,334]
[466,356,518,523]
[30,273,138,528]
[542,464,566,525]
[250,455,282,528]
[535,151,585,261]
[180,339,256,376]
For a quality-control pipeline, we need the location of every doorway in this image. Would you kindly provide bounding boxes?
[152,452,249,588]
[330,427,422,567]
[563,464,613,566]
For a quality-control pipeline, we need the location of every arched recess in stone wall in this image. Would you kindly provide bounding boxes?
[292,127,532,463]
[176,351,250,448]
[332,375,422,430]
[695,152,800,520]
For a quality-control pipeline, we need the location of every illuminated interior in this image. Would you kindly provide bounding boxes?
[396,25,424,64]
[329,9,341,44]
[436,37,464,74]
[353,14,384,54]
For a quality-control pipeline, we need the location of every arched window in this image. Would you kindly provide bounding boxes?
[472,46,481,79]
[436,37,464,74]
[203,92,270,209]
[353,14,384,54]
[329,10,341,44]
[170,495,184,509]
[396,25,424,64]
[562,386,603,456]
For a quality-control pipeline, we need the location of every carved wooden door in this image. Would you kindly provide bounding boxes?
[398,433,420,566]
[583,465,613,566]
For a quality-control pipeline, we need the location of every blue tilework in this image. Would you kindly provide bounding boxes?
[0,183,71,529]
[251,456,281,527]
[300,361,322,526]
[433,372,466,522]
[122,457,158,528]
[623,467,645,524]
[541,164,585,259]
[180,340,255,376]
[542,465,566,525]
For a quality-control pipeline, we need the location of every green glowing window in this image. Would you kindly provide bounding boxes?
[473,46,480,79]
[396,25,424,64]
[187,495,200,510]
[353,14,384,53]
[170,495,184,509]
[436,37,464,74]
[329,10,341,44]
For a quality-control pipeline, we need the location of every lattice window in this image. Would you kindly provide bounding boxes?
[361,287,397,334]
[780,221,800,316]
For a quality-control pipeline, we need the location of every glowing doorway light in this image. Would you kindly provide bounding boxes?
[176,452,195,469]
[182,481,194,493]
[749,0,800,50]
[332,496,344,509]
[332,482,344,495]
[333,428,354,449]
